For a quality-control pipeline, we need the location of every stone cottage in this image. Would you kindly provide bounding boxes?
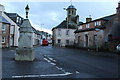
[74,2,120,51]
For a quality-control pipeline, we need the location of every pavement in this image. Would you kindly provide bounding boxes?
[1,45,120,80]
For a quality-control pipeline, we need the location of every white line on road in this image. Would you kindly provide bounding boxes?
[76,71,80,74]
[12,72,72,78]
[43,55,73,76]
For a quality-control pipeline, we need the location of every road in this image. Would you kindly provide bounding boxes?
[2,45,120,79]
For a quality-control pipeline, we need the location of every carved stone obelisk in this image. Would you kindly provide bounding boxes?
[15,5,35,61]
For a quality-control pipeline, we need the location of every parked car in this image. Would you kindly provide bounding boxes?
[42,39,48,46]
[116,44,120,52]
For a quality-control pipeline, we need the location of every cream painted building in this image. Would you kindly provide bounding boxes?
[52,4,79,47]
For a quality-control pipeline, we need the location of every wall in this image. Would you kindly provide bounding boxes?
[75,29,104,49]
[53,28,76,47]
[2,23,10,48]
[3,13,19,47]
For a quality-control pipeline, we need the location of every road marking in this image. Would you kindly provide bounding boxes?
[43,55,73,76]
[10,50,14,51]
[56,66,66,73]
[12,72,72,78]
[76,71,80,74]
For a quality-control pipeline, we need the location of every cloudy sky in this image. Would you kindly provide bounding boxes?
[0,0,119,34]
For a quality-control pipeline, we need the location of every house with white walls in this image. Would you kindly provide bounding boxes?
[0,4,20,47]
[52,4,79,47]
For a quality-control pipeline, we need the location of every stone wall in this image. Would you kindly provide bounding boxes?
[75,29,105,50]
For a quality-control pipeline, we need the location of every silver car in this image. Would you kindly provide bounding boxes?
[116,44,120,52]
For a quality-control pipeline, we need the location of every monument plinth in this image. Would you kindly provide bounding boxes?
[15,19,35,61]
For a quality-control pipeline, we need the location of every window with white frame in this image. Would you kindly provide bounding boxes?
[58,39,61,44]
[95,21,101,26]
[2,37,5,43]
[96,21,99,26]
[16,17,19,23]
[94,22,97,26]
[66,39,69,45]
[58,29,61,36]
[2,24,6,31]
[78,26,82,29]
[19,18,21,22]
[86,24,90,28]
[98,21,101,25]
[66,30,69,35]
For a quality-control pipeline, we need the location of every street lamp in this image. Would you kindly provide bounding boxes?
[63,8,68,30]
[95,28,100,51]
[41,24,44,31]
[63,8,69,46]
[25,4,29,19]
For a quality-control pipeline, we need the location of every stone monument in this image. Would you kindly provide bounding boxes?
[15,5,35,61]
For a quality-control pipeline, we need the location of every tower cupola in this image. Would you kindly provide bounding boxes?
[67,5,76,9]
[66,4,76,17]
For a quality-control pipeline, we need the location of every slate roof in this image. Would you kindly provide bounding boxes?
[79,14,116,25]
[75,14,116,33]
[32,27,37,34]
[0,16,10,24]
[4,12,24,26]
[67,5,76,9]
[74,26,105,33]
[4,12,23,18]
[101,14,116,20]
[52,20,77,31]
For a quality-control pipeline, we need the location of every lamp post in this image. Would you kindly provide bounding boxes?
[25,4,29,19]
[41,24,44,31]
[63,8,69,46]
[95,28,100,51]
[63,8,68,30]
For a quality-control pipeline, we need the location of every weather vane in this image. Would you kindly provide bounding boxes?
[70,0,72,5]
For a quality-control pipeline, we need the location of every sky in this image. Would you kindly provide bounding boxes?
[0,0,119,34]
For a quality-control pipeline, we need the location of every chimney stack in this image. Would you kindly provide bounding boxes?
[0,4,5,12]
[86,15,92,23]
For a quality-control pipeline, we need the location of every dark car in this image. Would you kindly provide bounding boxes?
[42,39,48,46]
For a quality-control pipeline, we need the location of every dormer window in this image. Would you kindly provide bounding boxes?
[94,22,97,26]
[86,24,90,28]
[16,17,19,23]
[94,21,101,26]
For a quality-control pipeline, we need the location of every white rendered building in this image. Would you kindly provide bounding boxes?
[52,4,79,47]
